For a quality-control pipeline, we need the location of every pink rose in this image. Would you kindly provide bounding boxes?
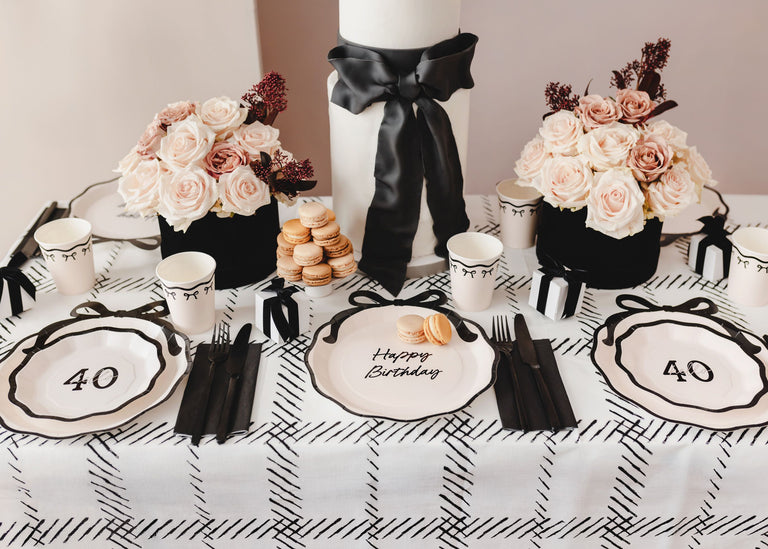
[203,142,249,177]
[232,121,281,158]
[645,120,688,155]
[628,134,674,182]
[136,120,166,158]
[158,115,216,169]
[514,136,551,181]
[216,166,271,216]
[616,89,655,124]
[539,111,583,156]
[575,95,622,130]
[118,158,169,216]
[680,146,717,189]
[199,96,248,138]
[578,122,639,171]
[157,166,218,232]
[115,147,143,174]
[536,156,593,209]
[155,101,198,128]
[585,168,646,239]
[644,164,698,219]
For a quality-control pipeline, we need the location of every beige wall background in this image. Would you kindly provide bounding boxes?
[2,0,767,256]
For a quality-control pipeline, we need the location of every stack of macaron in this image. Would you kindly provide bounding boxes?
[396,312,452,346]
[276,202,357,289]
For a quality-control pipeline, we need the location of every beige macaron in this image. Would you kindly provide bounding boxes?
[298,202,329,228]
[282,219,311,244]
[324,235,353,258]
[302,263,332,286]
[276,255,302,282]
[293,242,324,267]
[327,253,357,278]
[423,313,452,346]
[312,221,341,247]
[396,314,426,344]
[276,232,295,256]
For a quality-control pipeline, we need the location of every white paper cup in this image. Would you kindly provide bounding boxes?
[447,232,503,311]
[34,218,96,295]
[728,227,768,307]
[496,179,543,249]
[156,252,216,334]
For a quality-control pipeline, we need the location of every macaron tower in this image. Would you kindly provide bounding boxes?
[276,202,357,296]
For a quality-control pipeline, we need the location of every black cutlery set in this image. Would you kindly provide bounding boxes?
[491,314,577,432]
[174,323,263,444]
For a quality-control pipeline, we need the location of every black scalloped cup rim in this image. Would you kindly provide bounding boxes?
[536,203,662,289]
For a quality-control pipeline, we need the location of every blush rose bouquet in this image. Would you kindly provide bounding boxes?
[116,72,316,232]
[514,39,716,239]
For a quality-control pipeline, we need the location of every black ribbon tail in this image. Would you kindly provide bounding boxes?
[417,100,470,257]
[536,275,551,316]
[359,99,424,296]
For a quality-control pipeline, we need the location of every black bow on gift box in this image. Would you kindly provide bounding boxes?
[329,33,478,295]
[261,278,302,342]
[0,266,36,317]
[535,256,586,319]
[693,214,731,278]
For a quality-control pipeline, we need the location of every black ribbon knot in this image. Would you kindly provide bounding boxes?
[329,33,478,295]
[262,278,301,342]
[0,266,36,317]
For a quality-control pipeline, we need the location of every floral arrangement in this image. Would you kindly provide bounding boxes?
[116,72,316,231]
[514,38,717,239]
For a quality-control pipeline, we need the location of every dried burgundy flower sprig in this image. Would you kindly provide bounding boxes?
[242,71,288,126]
[544,37,678,123]
[252,151,316,200]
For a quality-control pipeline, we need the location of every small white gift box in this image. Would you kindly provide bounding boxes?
[0,267,36,318]
[254,279,312,344]
[688,233,731,282]
[528,269,585,320]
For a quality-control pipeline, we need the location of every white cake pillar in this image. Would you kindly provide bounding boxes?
[327,0,471,278]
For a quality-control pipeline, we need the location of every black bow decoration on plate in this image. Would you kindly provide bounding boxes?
[22,300,183,356]
[261,278,301,342]
[329,33,477,295]
[322,289,477,344]
[602,294,761,356]
[0,266,36,317]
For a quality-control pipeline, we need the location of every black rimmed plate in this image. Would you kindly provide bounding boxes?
[305,304,497,421]
[592,309,768,430]
[8,326,166,422]
[0,315,189,438]
[69,179,161,248]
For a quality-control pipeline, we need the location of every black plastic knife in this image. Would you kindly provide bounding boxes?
[514,314,561,431]
[216,323,252,443]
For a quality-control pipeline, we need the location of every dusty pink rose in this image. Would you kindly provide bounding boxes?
[155,101,198,128]
[628,134,674,182]
[117,158,169,216]
[203,142,249,177]
[156,166,218,231]
[136,120,166,158]
[575,94,622,130]
[578,122,639,171]
[585,168,646,239]
[199,96,248,138]
[158,115,216,169]
[232,121,281,158]
[216,165,271,216]
[514,136,551,181]
[536,156,593,209]
[539,111,583,156]
[616,89,655,124]
[644,164,698,219]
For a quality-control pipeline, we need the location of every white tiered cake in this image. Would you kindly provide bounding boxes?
[327,0,471,276]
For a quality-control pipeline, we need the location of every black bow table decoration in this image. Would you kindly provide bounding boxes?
[259,278,302,343]
[329,33,478,295]
[0,266,36,318]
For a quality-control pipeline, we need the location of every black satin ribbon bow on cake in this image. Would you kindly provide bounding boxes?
[329,32,478,295]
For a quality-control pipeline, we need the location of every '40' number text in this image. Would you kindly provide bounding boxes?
[663,360,714,383]
[64,367,119,391]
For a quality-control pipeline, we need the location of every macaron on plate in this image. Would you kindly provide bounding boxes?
[305,303,497,421]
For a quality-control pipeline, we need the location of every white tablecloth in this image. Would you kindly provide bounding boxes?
[0,195,766,549]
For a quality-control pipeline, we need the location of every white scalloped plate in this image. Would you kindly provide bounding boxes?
[305,305,496,421]
[592,310,768,429]
[0,316,189,438]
